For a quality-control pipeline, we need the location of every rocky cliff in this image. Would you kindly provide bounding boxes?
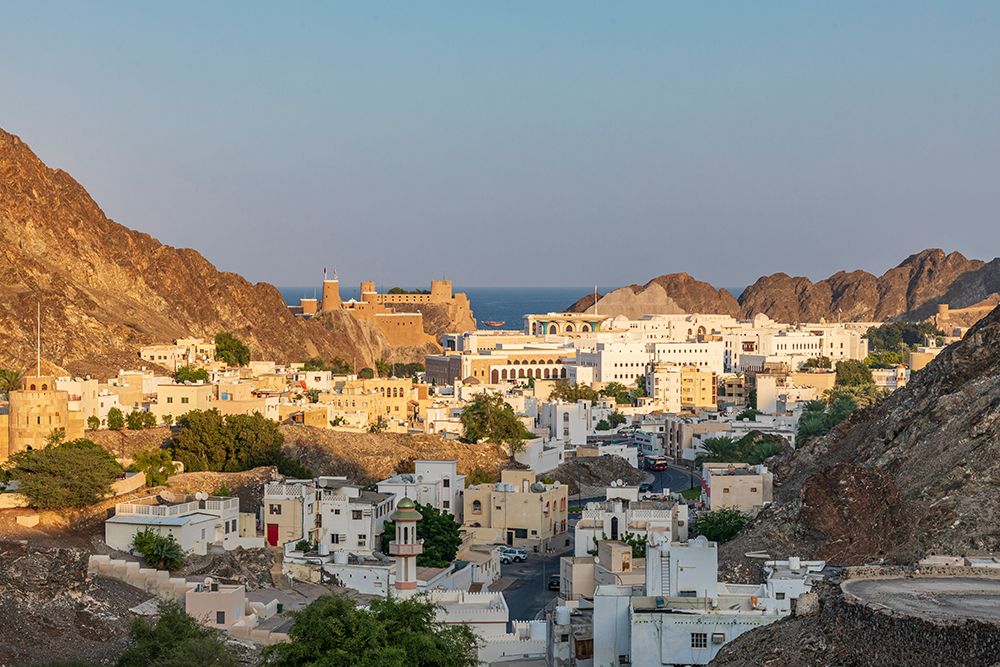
[566,250,1000,324]
[720,303,1000,569]
[567,273,740,318]
[0,129,437,376]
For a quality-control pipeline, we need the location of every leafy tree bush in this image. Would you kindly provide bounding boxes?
[801,356,832,369]
[142,411,157,428]
[865,351,906,368]
[174,365,210,383]
[600,382,633,404]
[595,419,611,431]
[214,332,250,367]
[866,322,943,352]
[381,502,461,567]
[170,409,312,477]
[549,381,600,403]
[697,433,783,465]
[465,467,498,486]
[107,407,125,431]
[358,367,375,379]
[609,411,627,427]
[132,448,177,487]
[303,356,354,374]
[261,594,478,667]
[735,407,761,421]
[0,367,24,399]
[87,415,101,430]
[9,439,123,509]
[126,410,146,430]
[835,359,874,387]
[459,393,533,453]
[692,508,749,543]
[161,414,174,426]
[116,600,236,667]
[131,529,185,570]
[795,393,866,443]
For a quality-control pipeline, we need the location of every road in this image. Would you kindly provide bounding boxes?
[501,542,573,621]
[650,464,700,494]
[842,576,1000,622]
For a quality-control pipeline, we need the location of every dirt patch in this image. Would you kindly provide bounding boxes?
[280,425,508,485]
[547,455,645,495]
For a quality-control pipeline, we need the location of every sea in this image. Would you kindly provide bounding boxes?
[279,285,746,330]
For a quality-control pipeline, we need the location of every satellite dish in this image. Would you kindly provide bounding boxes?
[195,491,208,500]
[553,481,561,488]
[616,479,624,487]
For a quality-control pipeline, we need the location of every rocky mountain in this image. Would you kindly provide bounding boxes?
[567,250,1000,324]
[567,273,740,318]
[0,129,437,377]
[719,303,1000,569]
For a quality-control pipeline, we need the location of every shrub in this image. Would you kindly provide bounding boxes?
[131,529,185,570]
[9,439,123,509]
[86,415,101,430]
[692,508,749,543]
[107,407,125,431]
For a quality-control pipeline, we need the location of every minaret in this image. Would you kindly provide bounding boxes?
[388,497,423,597]
[321,266,341,313]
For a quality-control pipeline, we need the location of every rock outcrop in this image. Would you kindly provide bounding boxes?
[567,273,740,318]
[0,128,438,377]
[566,250,1000,324]
[720,303,1000,569]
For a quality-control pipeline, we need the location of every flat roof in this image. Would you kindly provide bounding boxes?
[106,512,219,527]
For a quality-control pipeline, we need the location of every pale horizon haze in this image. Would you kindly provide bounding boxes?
[2,2,998,289]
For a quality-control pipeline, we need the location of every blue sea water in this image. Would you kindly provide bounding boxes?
[278,285,746,330]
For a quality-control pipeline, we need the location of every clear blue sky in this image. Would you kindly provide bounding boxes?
[2,2,998,288]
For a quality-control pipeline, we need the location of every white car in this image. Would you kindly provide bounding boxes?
[499,547,528,564]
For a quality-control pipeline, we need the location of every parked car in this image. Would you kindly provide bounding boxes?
[500,547,528,564]
[548,574,561,590]
[638,482,653,493]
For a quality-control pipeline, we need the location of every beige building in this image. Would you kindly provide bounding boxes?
[681,366,717,410]
[262,480,318,547]
[701,463,773,512]
[463,470,568,548]
[151,382,215,423]
[4,375,84,460]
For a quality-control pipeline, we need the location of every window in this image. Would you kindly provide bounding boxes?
[472,500,482,514]
[358,534,367,546]
[269,504,282,515]
[443,500,450,509]
[166,397,173,404]
[678,590,697,597]
[181,397,190,404]
[331,534,340,544]
[722,487,730,493]
[443,478,450,488]
[750,487,758,493]
[691,632,708,649]
[352,510,363,521]
[776,592,786,600]
[216,611,226,624]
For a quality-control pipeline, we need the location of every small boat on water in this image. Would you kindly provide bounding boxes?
[483,320,506,327]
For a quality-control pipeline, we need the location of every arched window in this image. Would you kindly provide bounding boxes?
[560,368,567,378]
[548,324,558,334]
[543,368,551,379]
[41,384,48,390]
[564,324,574,333]
[534,368,542,379]
[581,324,590,332]
[472,500,482,514]
[29,384,36,391]
[491,370,499,383]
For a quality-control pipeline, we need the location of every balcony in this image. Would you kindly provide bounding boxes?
[389,540,424,556]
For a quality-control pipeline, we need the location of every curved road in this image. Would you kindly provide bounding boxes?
[842,577,1000,622]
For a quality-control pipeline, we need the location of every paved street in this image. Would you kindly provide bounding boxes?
[649,464,700,494]
[499,541,573,621]
[842,576,1000,622]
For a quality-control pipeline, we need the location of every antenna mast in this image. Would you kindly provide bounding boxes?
[36,302,41,376]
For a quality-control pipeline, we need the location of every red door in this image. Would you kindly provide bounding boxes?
[266,524,279,546]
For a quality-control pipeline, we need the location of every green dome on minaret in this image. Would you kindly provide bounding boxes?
[390,497,423,522]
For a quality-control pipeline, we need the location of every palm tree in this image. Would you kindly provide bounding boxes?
[0,368,24,399]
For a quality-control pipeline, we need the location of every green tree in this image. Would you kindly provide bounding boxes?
[465,467,498,486]
[595,419,611,431]
[381,502,461,567]
[0,367,23,399]
[600,382,632,404]
[697,436,739,462]
[107,407,125,431]
[302,357,328,371]
[126,410,146,430]
[174,365,210,383]
[86,415,101,430]
[549,381,600,403]
[142,411,157,429]
[459,393,533,453]
[608,411,627,428]
[214,332,250,367]
[170,409,229,471]
[132,448,177,487]
[375,359,392,377]
[161,414,174,426]
[261,594,478,667]
[358,367,375,379]
[692,508,749,543]
[866,321,943,352]
[131,529,186,570]
[213,482,233,497]
[801,356,832,369]
[116,600,237,667]
[330,356,353,374]
[735,407,761,421]
[865,350,906,368]
[9,439,123,509]
[697,433,784,465]
[835,359,874,387]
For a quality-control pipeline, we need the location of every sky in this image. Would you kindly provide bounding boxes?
[2,2,998,289]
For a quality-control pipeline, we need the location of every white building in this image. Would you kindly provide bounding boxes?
[105,493,258,555]
[574,490,689,558]
[315,477,395,554]
[377,460,466,521]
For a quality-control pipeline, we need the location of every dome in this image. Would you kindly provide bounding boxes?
[390,497,423,522]
[397,497,416,509]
